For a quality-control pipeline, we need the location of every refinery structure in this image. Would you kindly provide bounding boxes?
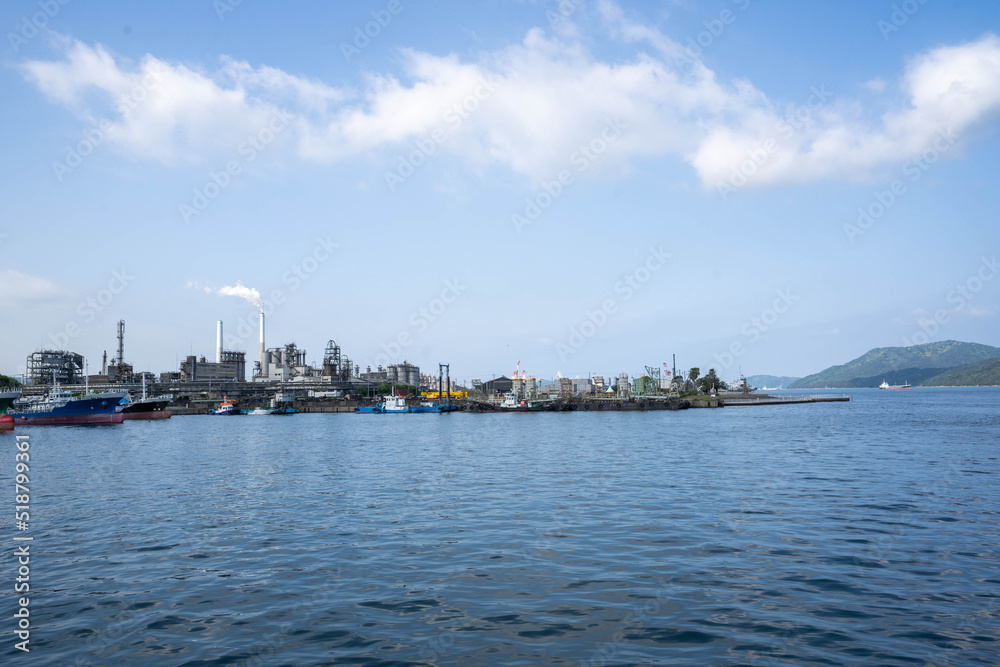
[17,309,442,411]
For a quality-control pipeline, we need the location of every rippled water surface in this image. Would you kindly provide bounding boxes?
[2,388,999,665]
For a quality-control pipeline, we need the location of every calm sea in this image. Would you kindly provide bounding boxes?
[2,388,998,666]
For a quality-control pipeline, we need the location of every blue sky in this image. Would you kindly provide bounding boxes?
[2,0,1000,384]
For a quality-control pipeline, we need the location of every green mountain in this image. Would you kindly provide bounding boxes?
[746,375,800,389]
[789,340,1000,388]
[920,358,1000,386]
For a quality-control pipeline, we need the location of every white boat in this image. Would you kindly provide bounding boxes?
[381,395,410,412]
[247,391,298,414]
[498,392,523,409]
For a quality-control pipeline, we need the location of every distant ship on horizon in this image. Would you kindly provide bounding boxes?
[879,380,912,390]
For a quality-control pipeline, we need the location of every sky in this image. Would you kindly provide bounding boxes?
[2,0,1000,385]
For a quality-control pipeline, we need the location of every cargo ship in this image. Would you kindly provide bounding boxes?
[879,380,912,390]
[9,388,127,425]
[118,378,172,420]
[119,396,173,420]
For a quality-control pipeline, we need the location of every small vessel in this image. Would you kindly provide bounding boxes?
[499,392,525,410]
[357,393,458,413]
[246,392,297,415]
[879,380,912,390]
[9,387,126,425]
[210,396,241,415]
[381,395,410,412]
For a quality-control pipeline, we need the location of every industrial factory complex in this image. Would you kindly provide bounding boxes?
[11,310,482,414]
[9,298,831,416]
[8,306,751,414]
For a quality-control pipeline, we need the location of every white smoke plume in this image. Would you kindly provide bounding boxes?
[202,281,263,309]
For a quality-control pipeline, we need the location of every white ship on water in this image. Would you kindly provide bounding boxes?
[879,380,912,390]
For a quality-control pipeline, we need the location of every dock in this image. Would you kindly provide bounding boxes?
[720,394,851,406]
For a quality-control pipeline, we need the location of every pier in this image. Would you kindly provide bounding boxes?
[720,394,851,406]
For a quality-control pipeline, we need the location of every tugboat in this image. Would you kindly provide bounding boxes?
[209,396,241,415]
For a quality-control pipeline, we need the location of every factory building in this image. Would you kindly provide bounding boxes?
[386,362,420,387]
[25,349,84,385]
[359,366,389,383]
[180,353,246,382]
[480,376,513,395]
[255,343,320,382]
[176,321,248,382]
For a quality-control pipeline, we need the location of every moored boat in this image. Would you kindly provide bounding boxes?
[357,394,457,413]
[119,376,173,420]
[245,391,297,415]
[209,397,241,415]
[9,388,126,425]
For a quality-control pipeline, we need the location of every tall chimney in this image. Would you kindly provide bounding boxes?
[216,320,223,363]
[259,309,265,373]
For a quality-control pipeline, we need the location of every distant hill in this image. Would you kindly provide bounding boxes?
[746,375,800,389]
[790,340,1000,388]
[921,359,1000,386]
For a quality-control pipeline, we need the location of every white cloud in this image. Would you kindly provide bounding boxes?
[0,269,60,305]
[690,34,1000,188]
[20,16,1000,189]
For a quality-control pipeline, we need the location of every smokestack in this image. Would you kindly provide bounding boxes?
[259,309,265,373]
[216,320,223,363]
